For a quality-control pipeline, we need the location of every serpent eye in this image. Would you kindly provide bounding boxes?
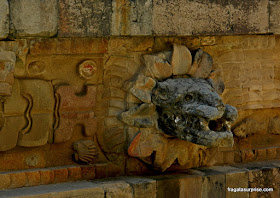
[158,92,169,101]
[185,94,193,101]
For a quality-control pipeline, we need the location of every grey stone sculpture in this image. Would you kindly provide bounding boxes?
[152,78,237,147]
[119,44,238,171]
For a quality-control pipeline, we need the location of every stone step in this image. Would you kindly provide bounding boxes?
[1,160,280,198]
[0,163,122,190]
[0,177,156,198]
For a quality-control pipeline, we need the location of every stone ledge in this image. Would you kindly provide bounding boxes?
[1,160,280,197]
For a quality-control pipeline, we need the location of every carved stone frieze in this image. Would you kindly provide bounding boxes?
[119,44,238,171]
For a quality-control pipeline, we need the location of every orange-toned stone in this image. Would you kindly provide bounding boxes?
[54,85,97,143]
[0,174,11,190]
[81,166,96,180]
[241,150,256,162]
[53,168,68,183]
[9,172,26,188]
[68,167,82,181]
[39,170,52,185]
[255,148,267,160]
[267,148,277,159]
[129,75,156,103]
[30,39,57,55]
[106,164,124,177]
[25,171,40,187]
[95,164,107,179]
[144,54,172,80]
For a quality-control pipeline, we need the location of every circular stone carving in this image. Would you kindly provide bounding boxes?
[78,60,97,79]
[28,61,46,75]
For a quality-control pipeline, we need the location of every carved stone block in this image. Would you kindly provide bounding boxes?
[58,0,111,37]
[10,0,58,37]
[54,86,97,143]
[0,79,54,151]
[0,0,9,39]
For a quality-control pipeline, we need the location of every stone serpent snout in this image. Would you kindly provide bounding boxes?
[152,78,238,147]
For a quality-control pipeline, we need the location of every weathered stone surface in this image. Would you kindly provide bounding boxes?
[59,0,111,37]
[153,0,269,35]
[0,51,16,96]
[130,0,153,35]
[10,0,58,37]
[270,0,280,34]
[39,170,53,185]
[226,172,249,198]
[207,69,225,95]
[0,79,54,150]
[202,174,226,198]
[99,181,133,198]
[0,0,9,39]
[144,54,172,80]
[73,140,97,164]
[268,116,280,134]
[0,174,11,190]
[25,154,40,167]
[53,168,68,183]
[9,172,26,189]
[171,44,192,76]
[25,171,40,187]
[233,110,280,138]
[54,85,97,143]
[122,177,156,198]
[67,167,82,181]
[191,51,213,78]
[119,103,157,128]
[111,0,153,36]
[152,78,236,147]
[128,129,207,171]
[17,80,54,147]
[129,75,156,103]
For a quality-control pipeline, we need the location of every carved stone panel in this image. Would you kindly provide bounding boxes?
[54,85,97,143]
[0,79,54,151]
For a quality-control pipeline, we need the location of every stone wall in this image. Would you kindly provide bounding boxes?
[1,0,280,39]
[1,0,280,178]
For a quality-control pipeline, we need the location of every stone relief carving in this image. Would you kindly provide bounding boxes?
[73,139,97,164]
[119,44,238,171]
[53,85,97,143]
[0,51,99,155]
[0,79,54,151]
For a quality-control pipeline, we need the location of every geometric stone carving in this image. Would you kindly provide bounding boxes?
[119,44,238,171]
[0,79,54,151]
[54,85,97,143]
[78,60,97,80]
[17,80,54,147]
